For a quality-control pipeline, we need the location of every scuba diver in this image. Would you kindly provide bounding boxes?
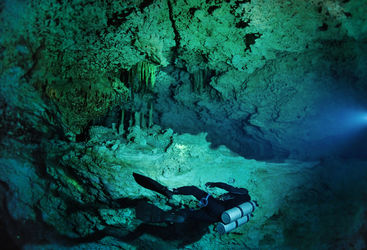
[133,172,258,234]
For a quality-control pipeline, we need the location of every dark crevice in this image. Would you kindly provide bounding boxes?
[75,123,91,142]
[0,186,20,250]
[107,8,135,28]
[0,221,19,250]
[167,0,181,63]
[208,6,220,15]
[189,7,199,16]
[0,180,9,191]
[244,33,262,52]
[343,11,352,18]
[21,41,45,81]
[235,0,251,3]
[236,20,250,28]
[79,1,97,8]
[31,145,50,180]
[318,23,328,31]
[139,0,154,11]
[0,2,4,13]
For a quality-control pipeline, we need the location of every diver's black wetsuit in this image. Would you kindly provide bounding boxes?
[133,173,252,224]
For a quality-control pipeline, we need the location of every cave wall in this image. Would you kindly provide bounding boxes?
[1,0,367,249]
[1,0,366,159]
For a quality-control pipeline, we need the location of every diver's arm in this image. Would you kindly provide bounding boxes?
[172,186,207,200]
[205,182,248,195]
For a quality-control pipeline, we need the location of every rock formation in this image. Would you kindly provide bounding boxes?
[1,0,366,249]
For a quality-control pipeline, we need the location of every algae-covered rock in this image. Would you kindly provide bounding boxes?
[1,0,367,249]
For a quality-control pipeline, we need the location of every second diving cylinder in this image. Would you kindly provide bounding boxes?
[221,201,256,224]
[217,215,250,234]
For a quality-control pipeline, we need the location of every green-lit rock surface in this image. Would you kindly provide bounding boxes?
[1,0,367,249]
[1,123,367,249]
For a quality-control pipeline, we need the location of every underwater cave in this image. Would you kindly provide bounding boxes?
[1,0,367,249]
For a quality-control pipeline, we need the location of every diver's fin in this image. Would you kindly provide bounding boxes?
[133,172,173,198]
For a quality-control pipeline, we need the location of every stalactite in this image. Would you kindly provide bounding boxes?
[129,61,157,93]
[192,69,210,94]
[119,61,158,133]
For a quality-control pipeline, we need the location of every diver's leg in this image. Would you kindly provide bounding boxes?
[133,173,173,198]
[136,201,185,223]
[173,186,207,200]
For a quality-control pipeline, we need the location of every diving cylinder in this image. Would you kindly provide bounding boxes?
[221,201,256,224]
[217,215,250,234]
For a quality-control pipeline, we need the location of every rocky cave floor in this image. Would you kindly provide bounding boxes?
[1,122,367,249]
